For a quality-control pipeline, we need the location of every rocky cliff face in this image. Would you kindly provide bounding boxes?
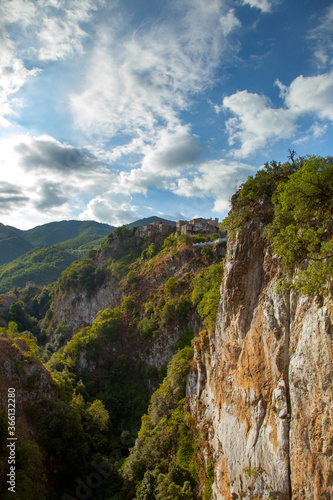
[188,218,333,499]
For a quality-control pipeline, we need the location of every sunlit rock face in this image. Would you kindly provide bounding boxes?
[188,218,333,499]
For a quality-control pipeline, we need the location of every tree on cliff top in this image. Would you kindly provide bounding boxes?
[224,154,333,296]
[265,155,333,295]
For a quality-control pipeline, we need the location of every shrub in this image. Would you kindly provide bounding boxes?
[39,400,88,477]
[58,259,106,294]
[12,441,47,500]
[138,316,157,339]
[142,243,159,260]
[194,235,206,243]
[163,234,176,248]
[164,277,178,296]
[177,234,191,246]
[121,295,136,313]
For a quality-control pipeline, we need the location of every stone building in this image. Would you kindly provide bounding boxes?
[176,218,219,237]
[135,220,173,238]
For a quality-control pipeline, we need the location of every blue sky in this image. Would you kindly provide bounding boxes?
[0,0,332,229]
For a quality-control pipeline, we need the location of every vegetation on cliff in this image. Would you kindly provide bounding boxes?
[224,154,333,295]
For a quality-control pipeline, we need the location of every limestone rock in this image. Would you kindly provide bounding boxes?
[189,218,333,499]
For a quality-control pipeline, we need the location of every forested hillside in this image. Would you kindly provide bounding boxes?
[0,218,174,293]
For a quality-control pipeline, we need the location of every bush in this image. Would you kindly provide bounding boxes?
[39,400,88,476]
[149,346,193,424]
[58,259,106,294]
[142,243,159,260]
[10,441,48,500]
[164,277,178,296]
[138,316,157,339]
[193,235,206,244]
[163,234,176,248]
[121,295,136,313]
[177,234,191,246]
[122,347,196,499]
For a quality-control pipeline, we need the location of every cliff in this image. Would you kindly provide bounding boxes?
[188,218,333,499]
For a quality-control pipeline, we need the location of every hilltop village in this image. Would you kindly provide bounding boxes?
[135,217,227,241]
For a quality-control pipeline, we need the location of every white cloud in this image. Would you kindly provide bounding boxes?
[282,72,333,121]
[70,0,235,145]
[79,192,138,227]
[0,0,103,127]
[0,134,118,228]
[220,9,241,36]
[0,29,40,127]
[241,0,275,13]
[223,90,295,158]
[308,4,333,67]
[141,126,201,175]
[96,125,203,199]
[294,122,329,145]
[173,159,256,213]
[222,71,333,157]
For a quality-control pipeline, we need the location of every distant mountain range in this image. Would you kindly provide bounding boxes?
[0,217,176,293]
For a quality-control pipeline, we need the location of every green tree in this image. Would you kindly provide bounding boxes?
[265,155,333,295]
[92,308,123,341]
[39,400,88,478]
[223,158,300,235]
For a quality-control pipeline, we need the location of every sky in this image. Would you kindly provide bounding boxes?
[0,0,332,230]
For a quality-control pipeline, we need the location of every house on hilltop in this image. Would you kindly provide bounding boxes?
[135,220,173,238]
[176,218,220,237]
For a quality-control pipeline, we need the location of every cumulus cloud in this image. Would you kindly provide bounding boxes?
[14,136,103,173]
[97,125,203,200]
[173,159,256,213]
[222,71,333,157]
[279,72,333,121]
[0,194,30,213]
[79,192,138,227]
[223,90,295,158]
[141,126,202,175]
[0,134,117,228]
[0,182,30,215]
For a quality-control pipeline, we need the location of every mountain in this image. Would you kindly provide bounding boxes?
[0,223,34,266]
[20,219,116,247]
[0,220,116,269]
